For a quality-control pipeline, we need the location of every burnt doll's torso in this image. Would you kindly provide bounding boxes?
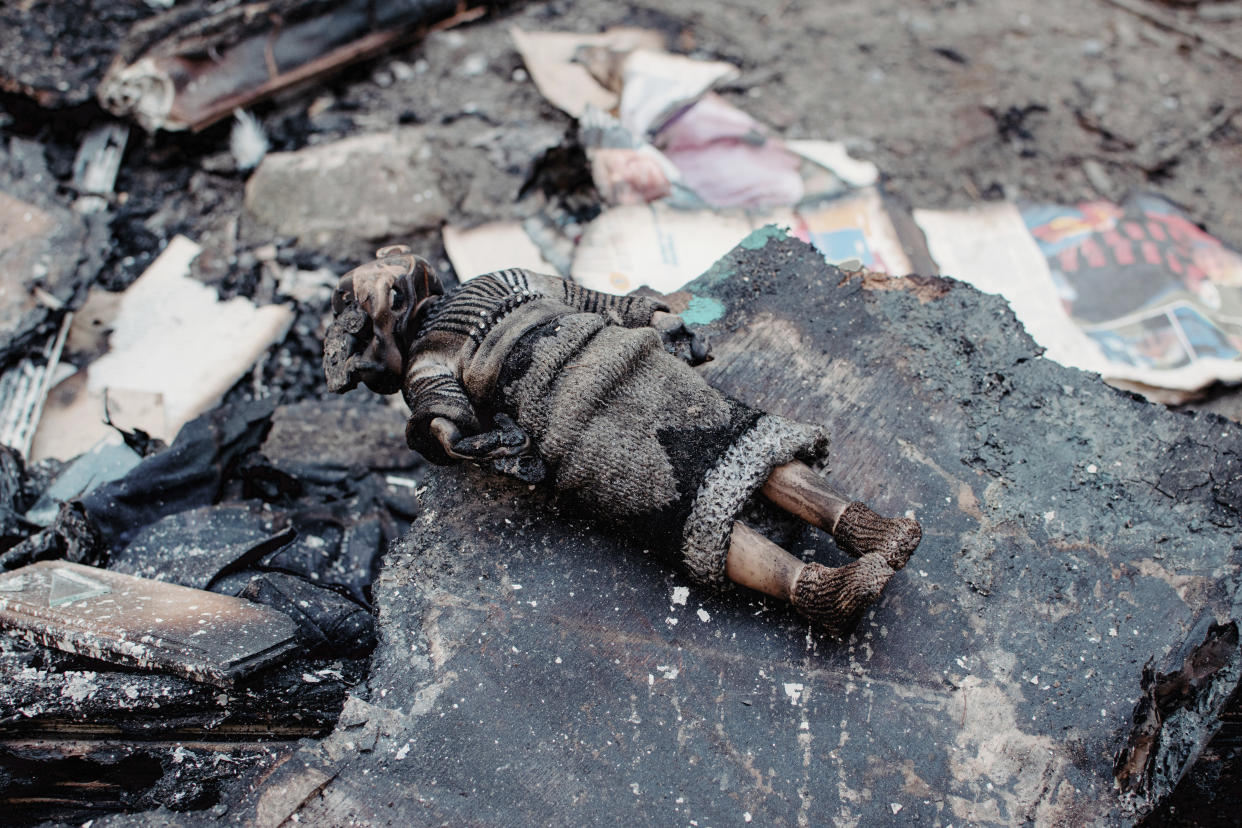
[399,268,827,587]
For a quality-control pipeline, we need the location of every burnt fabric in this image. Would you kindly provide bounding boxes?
[403,270,829,587]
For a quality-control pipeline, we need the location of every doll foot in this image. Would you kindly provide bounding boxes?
[832,502,921,570]
[790,554,893,637]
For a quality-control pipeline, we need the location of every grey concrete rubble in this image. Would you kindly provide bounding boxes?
[243,129,450,246]
[92,232,1242,827]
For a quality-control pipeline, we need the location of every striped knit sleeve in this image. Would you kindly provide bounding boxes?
[402,366,479,465]
[528,272,669,328]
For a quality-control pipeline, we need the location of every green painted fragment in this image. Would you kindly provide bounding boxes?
[682,223,791,300]
[682,295,726,327]
[739,224,789,250]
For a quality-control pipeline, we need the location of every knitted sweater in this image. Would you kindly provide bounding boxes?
[403,269,828,587]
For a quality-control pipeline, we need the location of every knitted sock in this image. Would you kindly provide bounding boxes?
[833,502,921,570]
[790,554,893,637]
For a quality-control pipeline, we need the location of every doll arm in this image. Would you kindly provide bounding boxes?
[402,359,481,465]
[525,271,670,328]
[525,272,709,364]
[403,357,534,466]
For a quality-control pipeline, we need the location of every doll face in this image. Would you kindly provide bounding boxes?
[324,246,442,395]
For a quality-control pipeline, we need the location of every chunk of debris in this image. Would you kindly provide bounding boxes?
[0,140,94,372]
[71,123,129,214]
[244,129,450,245]
[0,561,299,686]
[32,236,293,460]
[0,0,156,108]
[99,0,497,131]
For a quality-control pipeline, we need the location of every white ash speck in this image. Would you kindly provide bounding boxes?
[783,682,804,705]
[62,673,98,703]
[665,616,679,626]
[229,109,268,171]
[461,53,488,77]
[671,586,689,605]
[390,61,415,82]
[395,743,410,760]
[696,608,710,622]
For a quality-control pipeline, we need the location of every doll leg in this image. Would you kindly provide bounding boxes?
[726,521,893,636]
[760,461,921,571]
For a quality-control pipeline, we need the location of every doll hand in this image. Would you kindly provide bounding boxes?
[491,453,547,484]
[652,311,711,366]
[446,413,531,461]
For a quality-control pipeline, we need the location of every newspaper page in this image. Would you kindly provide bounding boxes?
[915,195,1242,392]
[572,187,911,295]
[571,203,796,294]
[443,221,558,281]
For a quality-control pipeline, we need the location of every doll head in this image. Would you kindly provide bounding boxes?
[323,245,442,394]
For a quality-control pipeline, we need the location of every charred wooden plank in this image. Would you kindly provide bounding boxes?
[283,230,1241,826]
[0,738,291,824]
[98,0,498,132]
[0,632,352,741]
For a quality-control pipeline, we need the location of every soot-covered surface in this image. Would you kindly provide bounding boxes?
[120,232,1241,827]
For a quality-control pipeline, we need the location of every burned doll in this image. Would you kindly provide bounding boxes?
[323,245,921,635]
